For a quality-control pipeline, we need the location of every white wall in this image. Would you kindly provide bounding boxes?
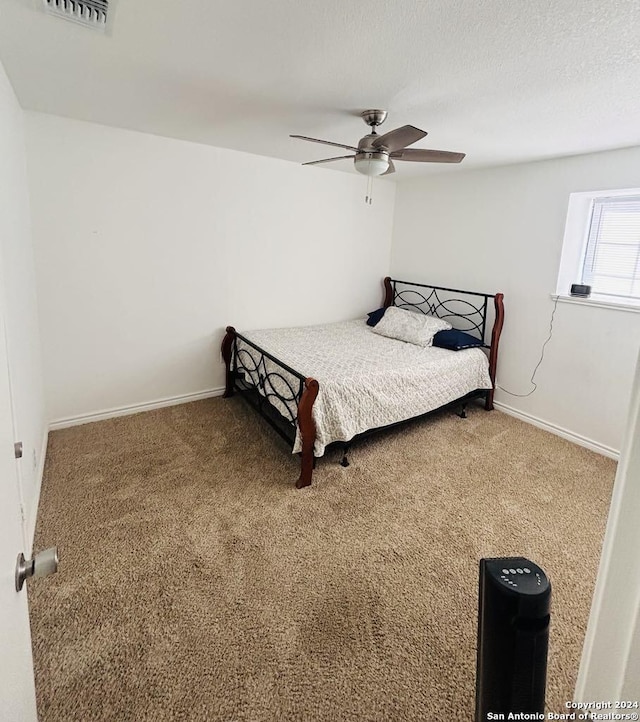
[623,609,640,697]
[24,113,395,424]
[391,147,640,454]
[0,61,47,545]
[576,348,640,699]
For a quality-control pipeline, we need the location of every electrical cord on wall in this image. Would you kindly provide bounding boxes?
[497,295,560,398]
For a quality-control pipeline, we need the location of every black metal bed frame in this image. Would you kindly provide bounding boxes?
[221,277,505,488]
[230,332,304,449]
[387,278,493,345]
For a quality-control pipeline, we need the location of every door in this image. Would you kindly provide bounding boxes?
[0,302,37,719]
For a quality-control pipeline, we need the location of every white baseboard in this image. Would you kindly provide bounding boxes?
[494,401,619,460]
[49,387,225,431]
[27,428,49,552]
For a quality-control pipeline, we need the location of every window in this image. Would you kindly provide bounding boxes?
[556,188,640,307]
[583,195,640,299]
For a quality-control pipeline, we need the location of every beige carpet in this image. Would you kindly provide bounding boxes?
[30,397,615,721]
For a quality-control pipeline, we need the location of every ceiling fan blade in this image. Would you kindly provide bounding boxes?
[371,125,427,152]
[302,155,355,166]
[290,135,359,152]
[390,148,466,163]
[381,160,396,176]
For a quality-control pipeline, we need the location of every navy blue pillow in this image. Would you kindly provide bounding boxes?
[366,307,387,327]
[433,329,483,350]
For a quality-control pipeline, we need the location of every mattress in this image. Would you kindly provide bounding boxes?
[236,319,492,456]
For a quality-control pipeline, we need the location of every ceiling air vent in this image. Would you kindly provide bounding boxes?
[42,0,108,29]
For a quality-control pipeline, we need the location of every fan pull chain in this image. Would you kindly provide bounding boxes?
[365,174,373,205]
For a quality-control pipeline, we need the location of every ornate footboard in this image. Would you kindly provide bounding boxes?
[221,326,319,488]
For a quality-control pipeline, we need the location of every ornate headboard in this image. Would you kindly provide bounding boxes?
[383,277,505,408]
[383,277,499,345]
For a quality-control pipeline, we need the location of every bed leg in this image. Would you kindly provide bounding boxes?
[457,403,468,419]
[340,443,350,467]
[221,326,236,398]
[297,447,315,489]
[485,389,495,411]
[295,378,319,489]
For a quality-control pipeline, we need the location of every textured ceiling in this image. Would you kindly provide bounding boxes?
[1,0,640,177]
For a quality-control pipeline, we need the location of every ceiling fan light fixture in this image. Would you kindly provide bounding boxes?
[291,111,465,177]
[354,152,389,176]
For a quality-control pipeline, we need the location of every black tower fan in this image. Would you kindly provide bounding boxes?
[475,557,551,721]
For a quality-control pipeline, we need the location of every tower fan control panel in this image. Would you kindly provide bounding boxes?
[487,557,549,594]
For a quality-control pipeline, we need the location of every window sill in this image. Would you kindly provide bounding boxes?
[551,293,640,314]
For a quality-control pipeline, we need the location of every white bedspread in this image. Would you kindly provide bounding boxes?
[236,319,492,456]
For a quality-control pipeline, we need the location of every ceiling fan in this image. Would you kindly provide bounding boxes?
[290,109,465,177]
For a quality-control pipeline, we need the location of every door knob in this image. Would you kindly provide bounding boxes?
[15,547,58,592]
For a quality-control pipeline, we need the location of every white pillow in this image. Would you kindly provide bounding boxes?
[372,307,452,347]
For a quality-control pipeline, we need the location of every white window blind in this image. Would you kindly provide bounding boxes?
[582,195,640,300]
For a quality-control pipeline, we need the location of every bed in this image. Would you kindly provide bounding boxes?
[221,277,504,488]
